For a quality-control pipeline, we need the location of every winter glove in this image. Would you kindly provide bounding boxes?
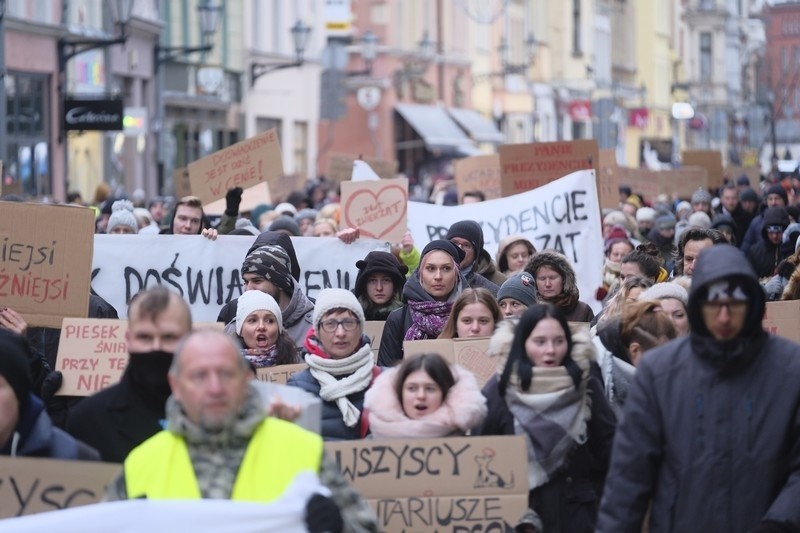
[777,258,797,280]
[224,187,243,217]
[304,493,343,533]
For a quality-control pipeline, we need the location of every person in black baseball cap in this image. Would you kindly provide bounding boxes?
[353,251,409,321]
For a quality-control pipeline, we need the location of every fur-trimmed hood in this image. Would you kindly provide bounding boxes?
[364,364,487,438]
[487,317,596,370]
[496,235,536,273]
[525,250,581,312]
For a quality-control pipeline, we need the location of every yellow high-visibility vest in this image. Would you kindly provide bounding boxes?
[124,417,323,501]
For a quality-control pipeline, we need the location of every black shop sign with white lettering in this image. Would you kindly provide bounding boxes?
[64,98,123,131]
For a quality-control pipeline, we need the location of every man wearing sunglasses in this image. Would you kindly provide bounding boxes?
[747,206,791,278]
[599,244,800,532]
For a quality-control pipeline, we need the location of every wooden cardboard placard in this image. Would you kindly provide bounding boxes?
[202,181,272,215]
[659,166,709,199]
[725,165,761,190]
[763,300,800,344]
[0,457,119,518]
[255,363,308,385]
[55,318,128,396]
[403,337,496,388]
[326,153,398,185]
[172,167,192,198]
[363,320,385,360]
[682,150,723,189]
[0,203,93,328]
[326,436,529,532]
[267,174,305,204]
[617,166,660,204]
[453,154,502,201]
[341,177,408,242]
[187,129,283,206]
[498,140,598,197]
[597,149,620,210]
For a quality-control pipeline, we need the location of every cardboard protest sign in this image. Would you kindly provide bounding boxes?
[0,457,118,518]
[499,139,598,197]
[267,174,305,204]
[404,337,496,387]
[0,203,94,328]
[617,166,659,204]
[407,170,604,312]
[661,166,709,199]
[91,235,389,322]
[453,154,502,201]
[763,300,800,344]
[597,149,620,210]
[340,177,408,242]
[255,363,308,385]
[682,150,723,189]
[55,318,128,396]
[326,436,529,532]
[187,129,283,206]
[327,153,398,184]
[363,320,385,360]
[726,165,761,190]
[203,182,272,215]
[172,167,192,198]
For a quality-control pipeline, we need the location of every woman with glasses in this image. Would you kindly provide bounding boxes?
[287,289,380,440]
[525,250,595,323]
[378,240,469,367]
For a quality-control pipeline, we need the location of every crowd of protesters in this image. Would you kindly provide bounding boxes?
[2,165,800,532]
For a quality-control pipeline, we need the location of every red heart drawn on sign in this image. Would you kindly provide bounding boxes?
[343,184,408,240]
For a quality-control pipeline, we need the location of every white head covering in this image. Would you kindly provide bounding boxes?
[235,290,284,335]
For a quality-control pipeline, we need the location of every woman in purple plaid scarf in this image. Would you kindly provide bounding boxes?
[377,240,468,366]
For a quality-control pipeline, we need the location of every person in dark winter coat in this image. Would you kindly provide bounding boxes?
[525,250,595,322]
[645,212,676,273]
[597,244,800,532]
[66,288,191,462]
[747,206,790,278]
[352,251,408,321]
[446,220,504,294]
[287,289,379,441]
[0,330,98,460]
[741,184,788,254]
[476,305,616,532]
[377,240,468,366]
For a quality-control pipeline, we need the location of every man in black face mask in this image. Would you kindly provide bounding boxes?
[66,287,191,463]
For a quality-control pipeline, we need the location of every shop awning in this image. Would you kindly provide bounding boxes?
[447,107,504,144]
[394,103,477,154]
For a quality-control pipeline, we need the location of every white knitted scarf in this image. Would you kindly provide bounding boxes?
[305,343,374,427]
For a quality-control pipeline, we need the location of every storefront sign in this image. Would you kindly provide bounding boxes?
[64,99,123,131]
[568,100,592,121]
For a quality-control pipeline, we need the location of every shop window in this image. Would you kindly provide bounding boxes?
[4,72,50,196]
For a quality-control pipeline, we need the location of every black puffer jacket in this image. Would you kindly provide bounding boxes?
[597,244,800,532]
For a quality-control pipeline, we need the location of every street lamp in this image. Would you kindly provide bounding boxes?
[57,0,134,144]
[346,30,378,77]
[154,1,222,195]
[250,19,312,87]
[155,2,221,68]
[499,33,538,76]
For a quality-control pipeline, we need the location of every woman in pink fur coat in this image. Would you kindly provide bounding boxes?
[363,353,487,438]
